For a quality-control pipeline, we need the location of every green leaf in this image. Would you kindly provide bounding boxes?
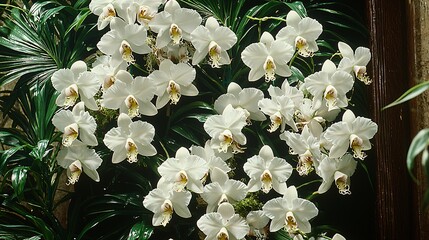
[422,148,429,178]
[127,221,153,240]
[407,128,429,181]
[271,229,294,240]
[288,66,305,84]
[170,101,214,123]
[171,125,201,145]
[65,9,91,35]
[0,145,26,175]
[23,236,42,240]
[29,140,50,161]
[383,81,429,109]
[285,1,307,17]
[11,166,29,199]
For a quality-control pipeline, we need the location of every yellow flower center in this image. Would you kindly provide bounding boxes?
[169,23,183,44]
[324,85,338,110]
[119,40,135,64]
[295,36,313,57]
[160,199,174,226]
[100,4,116,23]
[268,112,282,133]
[350,134,366,160]
[67,160,82,185]
[167,80,181,104]
[285,211,298,233]
[125,95,140,118]
[62,123,79,147]
[125,138,139,163]
[354,65,372,85]
[263,56,276,82]
[64,84,79,107]
[297,150,314,176]
[218,130,233,153]
[103,75,116,90]
[216,227,229,240]
[260,170,273,193]
[173,170,188,192]
[335,172,351,195]
[208,41,222,68]
[138,6,154,25]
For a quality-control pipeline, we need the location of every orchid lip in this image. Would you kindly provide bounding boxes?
[119,40,135,64]
[169,23,183,44]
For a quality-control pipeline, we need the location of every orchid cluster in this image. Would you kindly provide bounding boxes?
[50,0,378,239]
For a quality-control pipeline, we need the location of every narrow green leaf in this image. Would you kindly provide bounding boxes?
[65,9,91,35]
[285,2,307,17]
[127,221,153,240]
[23,236,42,240]
[0,145,26,174]
[11,166,29,199]
[40,6,67,23]
[29,140,50,161]
[288,66,305,84]
[383,81,429,109]
[407,128,429,181]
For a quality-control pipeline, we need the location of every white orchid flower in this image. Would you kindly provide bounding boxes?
[244,145,292,194]
[155,42,191,63]
[303,60,354,111]
[191,140,232,162]
[143,178,192,227]
[190,141,232,181]
[197,202,250,240]
[158,147,208,193]
[241,31,295,82]
[295,98,340,137]
[324,110,378,160]
[149,0,202,48]
[268,81,304,109]
[91,55,127,91]
[204,104,247,154]
[214,82,266,122]
[190,16,237,67]
[89,0,116,15]
[338,42,372,85]
[101,70,157,117]
[258,94,297,132]
[103,113,157,163]
[147,59,198,109]
[247,210,270,239]
[262,186,318,234]
[97,17,151,65]
[276,11,323,57]
[117,0,163,26]
[51,61,100,110]
[97,3,116,30]
[57,141,102,185]
[317,154,357,195]
[52,102,98,147]
[200,167,247,212]
[280,125,322,176]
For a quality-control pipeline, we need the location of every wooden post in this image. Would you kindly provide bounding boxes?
[366,0,414,239]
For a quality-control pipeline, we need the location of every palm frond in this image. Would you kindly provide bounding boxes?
[0,1,98,88]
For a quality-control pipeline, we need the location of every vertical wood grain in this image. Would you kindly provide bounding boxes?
[366,0,414,239]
